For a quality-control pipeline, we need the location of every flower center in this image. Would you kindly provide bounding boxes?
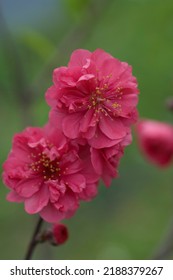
[87,83,122,117]
[29,152,61,181]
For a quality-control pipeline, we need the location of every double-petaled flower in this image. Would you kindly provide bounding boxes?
[3,125,99,223]
[46,49,139,148]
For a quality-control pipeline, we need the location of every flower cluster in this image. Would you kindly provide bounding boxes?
[2,49,139,223]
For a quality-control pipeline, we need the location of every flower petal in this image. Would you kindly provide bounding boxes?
[7,191,23,202]
[91,148,103,175]
[99,116,126,140]
[80,109,96,133]
[56,190,79,213]
[78,183,98,201]
[65,174,86,193]
[24,184,49,214]
[40,203,66,223]
[68,49,91,67]
[62,112,82,139]
[15,177,41,198]
[89,126,121,148]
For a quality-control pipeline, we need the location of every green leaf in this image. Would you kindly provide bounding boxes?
[64,0,91,20]
[20,30,55,60]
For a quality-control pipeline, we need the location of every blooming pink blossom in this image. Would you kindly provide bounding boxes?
[2,125,99,223]
[136,120,173,167]
[46,49,139,148]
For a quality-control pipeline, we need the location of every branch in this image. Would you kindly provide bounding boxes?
[24,217,43,260]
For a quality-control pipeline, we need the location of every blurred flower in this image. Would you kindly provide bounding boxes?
[136,120,173,167]
[46,49,139,148]
[2,124,99,223]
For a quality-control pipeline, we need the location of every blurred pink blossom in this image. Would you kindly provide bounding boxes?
[136,120,173,167]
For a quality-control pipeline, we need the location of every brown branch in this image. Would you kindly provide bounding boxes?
[24,217,43,260]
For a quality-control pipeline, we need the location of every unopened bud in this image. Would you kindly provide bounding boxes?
[51,224,69,245]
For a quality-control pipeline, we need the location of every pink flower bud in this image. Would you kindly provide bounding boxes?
[136,119,173,167]
[52,224,69,245]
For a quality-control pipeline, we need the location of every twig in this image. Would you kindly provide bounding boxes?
[24,217,43,260]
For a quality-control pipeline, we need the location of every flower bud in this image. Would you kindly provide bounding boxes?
[51,224,69,245]
[136,119,173,167]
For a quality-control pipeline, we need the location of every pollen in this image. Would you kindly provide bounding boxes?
[29,151,60,181]
[112,102,121,108]
[112,102,122,113]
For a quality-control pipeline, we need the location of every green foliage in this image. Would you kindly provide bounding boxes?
[20,30,55,60]
[64,0,91,20]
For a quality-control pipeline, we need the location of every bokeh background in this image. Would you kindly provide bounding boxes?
[1,0,173,260]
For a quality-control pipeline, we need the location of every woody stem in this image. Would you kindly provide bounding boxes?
[24,217,43,260]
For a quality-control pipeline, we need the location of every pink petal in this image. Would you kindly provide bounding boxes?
[83,126,96,139]
[78,183,98,201]
[116,94,138,117]
[7,191,23,202]
[62,112,82,139]
[40,203,66,223]
[102,172,115,187]
[65,174,86,193]
[91,148,103,175]
[88,126,121,148]
[68,49,91,67]
[24,184,49,214]
[76,74,95,93]
[99,58,122,81]
[45,180,66,203]
[82,159,100,183]
[91,49,113,68]
[64,158,82,175]
[55,190,79,213]
[80,109,96,133]
[53,67,71,86]
[15,177,41,198]
[45,86,59,107]
[99,116,126,140]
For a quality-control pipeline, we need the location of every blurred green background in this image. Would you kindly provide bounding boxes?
[1,0,173,260]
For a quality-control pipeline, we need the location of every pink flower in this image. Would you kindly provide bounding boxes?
[46,49,139,148]
[2,125,99,223]
[136,120,173,167]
